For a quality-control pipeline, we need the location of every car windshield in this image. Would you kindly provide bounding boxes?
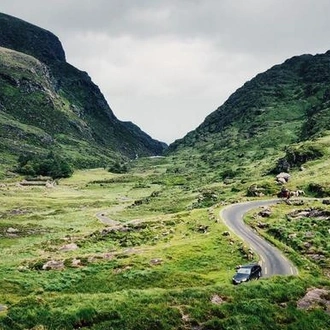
[237,268,251,274]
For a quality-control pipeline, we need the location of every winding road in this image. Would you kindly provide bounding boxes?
[221,199,298,277]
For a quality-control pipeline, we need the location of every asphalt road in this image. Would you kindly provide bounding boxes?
[221,199,298,277]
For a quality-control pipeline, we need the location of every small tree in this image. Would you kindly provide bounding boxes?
[16,151,73,179]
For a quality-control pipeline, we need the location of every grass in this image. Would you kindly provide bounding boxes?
[0,156,329,329]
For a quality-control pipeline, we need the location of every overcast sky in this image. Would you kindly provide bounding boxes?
[2,0,330,144]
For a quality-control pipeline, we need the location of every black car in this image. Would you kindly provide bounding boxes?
[232,264,262,285]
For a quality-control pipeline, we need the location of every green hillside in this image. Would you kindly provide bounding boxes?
[168,51,330,178]
[0,13,166,176]
[0,12,329,330]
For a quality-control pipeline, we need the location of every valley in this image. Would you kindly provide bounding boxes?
[0,154,329,329]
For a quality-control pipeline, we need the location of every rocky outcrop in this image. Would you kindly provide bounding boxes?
[297,288,330,314]
[0,12,166,170]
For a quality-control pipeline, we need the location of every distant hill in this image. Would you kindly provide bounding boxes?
[0,12,166,172]
[168,51,330,169]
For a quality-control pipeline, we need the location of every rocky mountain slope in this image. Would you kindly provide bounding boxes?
[0,12,166,171]
[169,51,330,162]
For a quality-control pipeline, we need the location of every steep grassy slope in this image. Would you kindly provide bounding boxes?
[0,12,166,174]
[168,51,330,176]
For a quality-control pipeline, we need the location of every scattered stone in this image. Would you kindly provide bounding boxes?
[222,231,230,236]
[59,243,78,252]
[42,260,64,270]
[247,184,265,197]
[288,233,297,239]
[276,177,287,184]
[6,233,19,238]
[71,258,81,267]
[150,258,163,265]
[9,209,28,215]
[291,200,305,206]
[276,172,291,183]
[303,242,312,249]
[113,266,131,274]
[211,294,225,305]
[17,265,29,272]
[103,253,115,260]
[257,222,269,229]
[7,227,19,233]
[307,254,325,261]
[322,199,330,205]
[258,208,271,217]
[0,304,7,312]
[197,225,209,233]
[297,288,330,314]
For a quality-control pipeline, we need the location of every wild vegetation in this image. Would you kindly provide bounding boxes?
[0,12,166,176]
[0,144,329,329]
[0,11,330,330]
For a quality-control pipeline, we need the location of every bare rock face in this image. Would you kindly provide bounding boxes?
[297,288,330,314]
[0,12,66,64]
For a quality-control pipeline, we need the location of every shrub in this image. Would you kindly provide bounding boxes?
[108,161,128,173]
[16,151,73,179]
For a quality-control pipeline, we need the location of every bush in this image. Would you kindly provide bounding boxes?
[307,182,330,197]
[16,151,73,179]
[274,143,326,172]
[108,162,128,173]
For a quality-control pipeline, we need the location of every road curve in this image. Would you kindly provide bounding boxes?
[220,199,298,277]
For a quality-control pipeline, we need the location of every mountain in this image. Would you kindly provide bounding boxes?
[168,51,330,174]
[0,12,166,171]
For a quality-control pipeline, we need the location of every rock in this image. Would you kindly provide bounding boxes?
[7,227,19,233]
[0,304,7,312]
[150,258,163,265]
[197,225,208,233]
[322,199,330,205]
[211,294,225,305]
[303,242,312,249]
[6,233,18,238]
[42,260,64,270]
[297,288,330,314]
[17,265,29,272]
[258,208,271,217]
[276,172,291,183]
[222,231,230,236]
[59,243,78,252]
[257,222,269,229]
[71,258,81,267]
[276,177,287,185]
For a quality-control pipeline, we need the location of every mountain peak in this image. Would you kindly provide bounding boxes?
[0,12,66,64]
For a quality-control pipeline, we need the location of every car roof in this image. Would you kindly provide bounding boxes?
[240,264,260,269]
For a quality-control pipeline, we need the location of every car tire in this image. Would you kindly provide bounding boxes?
[257,272,261,279]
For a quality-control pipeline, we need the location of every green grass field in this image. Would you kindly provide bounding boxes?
[0,155,329,329]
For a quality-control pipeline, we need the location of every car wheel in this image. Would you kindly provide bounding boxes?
[257,272,261,279]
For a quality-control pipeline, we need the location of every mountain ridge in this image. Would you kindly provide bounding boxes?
[0,12,166,173]
[168,50,330,154]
